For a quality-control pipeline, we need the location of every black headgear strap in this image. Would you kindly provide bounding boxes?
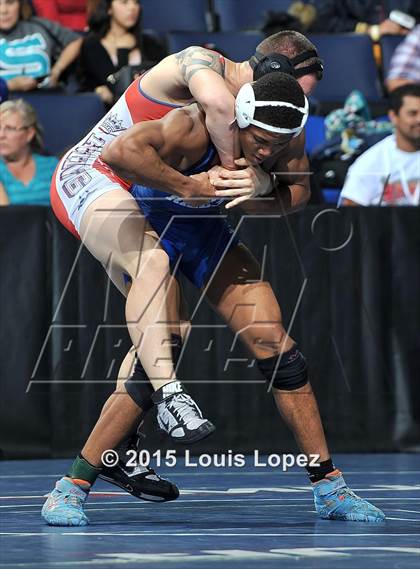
[249,49,323,81]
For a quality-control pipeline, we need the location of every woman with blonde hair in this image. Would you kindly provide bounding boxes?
[0,99,58,205]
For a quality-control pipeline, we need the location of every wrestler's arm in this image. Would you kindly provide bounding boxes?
[271,151,311,212]
[175,47,240,170]
[213,132,310,211]
[238,146,311,215]
[101,110,214,199]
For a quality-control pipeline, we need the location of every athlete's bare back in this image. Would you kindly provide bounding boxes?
[141,48,236,105]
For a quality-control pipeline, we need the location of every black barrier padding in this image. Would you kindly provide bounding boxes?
[0,207,51,458]
[0,206,419,458]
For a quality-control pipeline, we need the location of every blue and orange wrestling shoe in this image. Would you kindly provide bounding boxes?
[41,477,89,526]
[312,469,385,522]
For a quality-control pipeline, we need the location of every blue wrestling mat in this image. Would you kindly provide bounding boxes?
[0,454,419,569]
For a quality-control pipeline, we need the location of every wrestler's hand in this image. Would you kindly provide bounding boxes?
[207,165,226,185]
[189,172,217,197]
[187,172,216,206]
[212,158,272,209]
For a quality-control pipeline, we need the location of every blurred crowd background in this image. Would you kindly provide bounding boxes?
[0,0,419,206]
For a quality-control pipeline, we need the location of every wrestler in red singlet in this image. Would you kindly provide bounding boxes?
[50,74,184,238]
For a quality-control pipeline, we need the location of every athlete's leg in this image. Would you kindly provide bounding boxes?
[69,273,190,473]
[83,273,185,464]
[98,274,184,414]
[100,346,136,417]
[203,243,384,521]
[81,377,179,502]
[79,189,176,392]
[205,243,329,460]
[42,194,207,525]
[88,281,189,500]
[82,384,141,465]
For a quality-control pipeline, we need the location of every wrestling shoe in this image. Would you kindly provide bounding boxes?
[312,469,385,522]
[100,463,179,502]
[99,432,179,501]
[41,477,89,526]
[152,380,215,444]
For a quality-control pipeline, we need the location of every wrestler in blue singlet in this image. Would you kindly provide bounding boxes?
[130,144,239,288]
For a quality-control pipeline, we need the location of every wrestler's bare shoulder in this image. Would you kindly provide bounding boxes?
[160,104,209,155]
[140,46,226,105]
[134,104,207,171]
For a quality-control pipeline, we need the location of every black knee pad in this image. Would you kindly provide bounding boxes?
[125,334,183,410]
[257,345,308,391]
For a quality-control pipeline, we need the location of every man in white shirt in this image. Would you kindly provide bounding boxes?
[340,83,420,206]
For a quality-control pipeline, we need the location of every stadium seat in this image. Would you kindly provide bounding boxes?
[380,34,404,78]
[308,34,383,103]
[141,0,210,33]
[214,0,293,31]
[305,115,326,155]
[11,92,105,156]
[167,31,264,62]
[322,188,341,204]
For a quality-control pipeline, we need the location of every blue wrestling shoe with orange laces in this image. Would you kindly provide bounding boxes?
[41,477,89,526]
[312,469,385,522]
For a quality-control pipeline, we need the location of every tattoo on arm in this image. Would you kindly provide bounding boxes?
[175,46,225,82]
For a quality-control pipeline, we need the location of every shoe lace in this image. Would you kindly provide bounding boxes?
[170,393,202,423]
[129,464,155,477]
[63,491,83,507]
[341,487,358,499]
[331,485,359,505]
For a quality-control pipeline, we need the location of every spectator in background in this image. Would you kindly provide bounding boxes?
[339,84,420,206]
[78,0,167,105]
[0,99,58,206]
[310,1,418,38]
[386,25,420,91]
[0,0,82,91]
[31,0,87,32]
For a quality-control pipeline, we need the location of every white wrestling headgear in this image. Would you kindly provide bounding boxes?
[235,82,309,138]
